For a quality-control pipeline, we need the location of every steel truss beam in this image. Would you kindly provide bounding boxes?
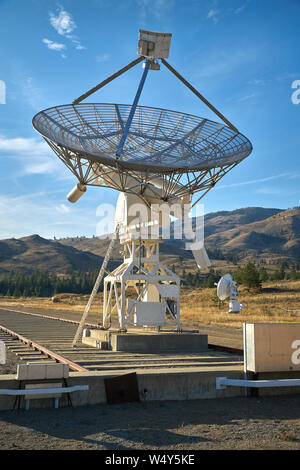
[45,136,238,205]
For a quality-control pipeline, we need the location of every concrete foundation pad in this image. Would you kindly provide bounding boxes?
[0,363,244,410]
[3,344,300,410]
[111,333,208,352]
[83,328,208,352]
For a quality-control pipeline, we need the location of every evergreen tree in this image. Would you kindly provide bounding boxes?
[13,287,22,297]
[237,262,261,290]
[287,268,300,280]
[259,267,268,282]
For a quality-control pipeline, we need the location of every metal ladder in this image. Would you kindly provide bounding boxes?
[72,225,119,347]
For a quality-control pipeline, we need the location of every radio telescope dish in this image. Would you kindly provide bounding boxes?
[217,273,234,301]
[32,30,252,205]
[217,273,244,314]
[33,103,252,203]
[33,103,251,173]
[32,29,252,341]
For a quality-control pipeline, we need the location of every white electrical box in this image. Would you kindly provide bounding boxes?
[134,301,166,326]
[0,340,5,365]
[156,284,179,298]
[244,323,300,372]
[138,30,172,59]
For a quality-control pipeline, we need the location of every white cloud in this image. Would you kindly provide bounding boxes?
[74,43,86,50]
[66,34,86,51]
[207,8,219,24]
[0,135,61,175]
[216,173,299,190]
[0,135,50,157]
[0,194,95,239]
[23,160,59,175]
[255,188,282,195]
[235,4,246,14]
[19,77,44,109]
[48,5,85,52]
[248,79,265,86]
[56,203,70,214]
[42,39,67,58]
[50,5,76,36]
[238,92,258,102]
[43,38,66,52]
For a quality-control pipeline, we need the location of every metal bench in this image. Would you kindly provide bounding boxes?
[0,384,89,409]
[0,363,89,409]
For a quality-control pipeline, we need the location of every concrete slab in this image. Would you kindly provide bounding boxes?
[82,337,108,349]
[111,333,208,352]
[84,328,208,352]
[0,364,244,410]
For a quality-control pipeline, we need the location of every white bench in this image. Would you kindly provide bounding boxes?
[0,363,89,409]
[0,384,89,409]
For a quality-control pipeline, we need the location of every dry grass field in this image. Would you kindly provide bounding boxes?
[181,280,300,328]
[0,279,299,329]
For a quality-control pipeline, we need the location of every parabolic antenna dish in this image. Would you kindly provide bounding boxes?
[217,273,234,301]
[32,30,253,203]
[33,103,252,173]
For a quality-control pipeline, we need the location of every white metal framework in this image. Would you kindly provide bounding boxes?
[71,224,120,346]
[103,236,180,331]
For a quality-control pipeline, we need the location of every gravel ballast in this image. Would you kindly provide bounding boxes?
[0,396,300,450]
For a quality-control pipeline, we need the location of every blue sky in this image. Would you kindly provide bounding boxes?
[0,0,299,239]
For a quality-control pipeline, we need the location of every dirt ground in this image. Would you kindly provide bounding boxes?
[0,396,300,450]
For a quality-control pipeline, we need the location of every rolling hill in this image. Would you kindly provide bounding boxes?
[204,207,300,255]
[0,207,299,276]
[203,207,282,236]
[0,235,105,275]
[59,207,300,259]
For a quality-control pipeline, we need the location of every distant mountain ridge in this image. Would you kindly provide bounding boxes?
[55,206,300,261]
[0,234,106,276]
[203,207,282,236]
[204,207,300,255]
[0,207,299,275]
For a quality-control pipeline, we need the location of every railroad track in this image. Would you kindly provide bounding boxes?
[0,307,243,374]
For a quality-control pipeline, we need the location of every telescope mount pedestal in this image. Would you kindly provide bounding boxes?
[103,236,181,332]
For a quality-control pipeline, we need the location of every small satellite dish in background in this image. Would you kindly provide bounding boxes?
[216,273,244,314]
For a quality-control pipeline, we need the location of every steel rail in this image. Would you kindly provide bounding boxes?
[0,323,88,372]
[208,344,243,356]
[0,307,243,357]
